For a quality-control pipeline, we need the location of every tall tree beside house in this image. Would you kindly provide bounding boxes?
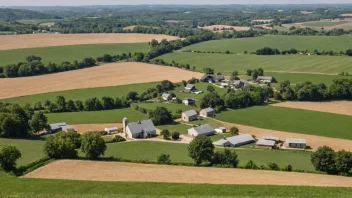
[188,136,214,165]
[203,67,214,74]
[149,107,172,125]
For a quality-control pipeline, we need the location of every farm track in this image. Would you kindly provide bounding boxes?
[0,33,180,50]
[0,62,203,99]
[24,160,352,187]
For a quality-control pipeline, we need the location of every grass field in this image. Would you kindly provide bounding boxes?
[158,52,352,74]
[0,43,150,65]
[217,106,352,140]
[133,102,196,112]
[46,108,148,124]
[2,172,352,198]
[0,138,45,166]
[182,35,352,54]
[265,72,345,85]
[302,21,348,27]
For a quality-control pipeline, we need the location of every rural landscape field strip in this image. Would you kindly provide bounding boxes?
[0,33,180,50]
[272,101,352,116]
[0,62,203,99]
[24,160,352,187]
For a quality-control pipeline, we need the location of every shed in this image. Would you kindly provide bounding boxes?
[182,110,198,122]
[215,127,226,133]
[256,139,276,148]
[162,93,173,101]
[233,80,250,89]
[61,125,76,132]
[182,98,195,106]
[213,138,232,147]
[214,134,255,147]
[105,127,119,135]
[185,84,196,92]
[48,122,67,133]
[285,138,307,149]
[257,76,273,83]
[200,107,215,118]
[264,136,280,142]
[188,124,216,137]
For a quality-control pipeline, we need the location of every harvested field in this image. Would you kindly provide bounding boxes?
[301,11,314,15]
[72,123,123,133]
[252,19,273,22]
[219,121,352,151]
[0,62,203,99]
[122,25,158,30]
[340,13,352,17]
[0,33,180,50]
[24,160,352,187]
[200,25,250,32]
[272,101,352,116]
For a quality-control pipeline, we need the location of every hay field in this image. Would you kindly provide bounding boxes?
[272,101,352,116]
[24,160,352,187]
[252,19,273,22]
[200,25,250,32]
[0,62,203,99]
[340,13,352,17]
[300,11,314,14]
[0,33,180,50]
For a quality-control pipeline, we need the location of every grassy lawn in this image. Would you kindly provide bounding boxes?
[101,141,314,171]
[2,172,352,198]
[174,82,228,101]
[158,52,352,74]
[1,82,159,106]
[46,108,148,124]
[181,35,352,53]
[0,43,150,65]
[217,106,352,140]
[0,138,45,166]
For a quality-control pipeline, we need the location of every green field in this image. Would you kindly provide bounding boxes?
[0,43,150,65]
[182,35,352,53]
[265,72,345,85]
[302,21,347,27]
[0,138,45,166]
[46,108,148,124]
[1,82,159,106]
[134,102,196,112]
[2,171,352,198]
[158,52,352,74]
[217,106,352,140]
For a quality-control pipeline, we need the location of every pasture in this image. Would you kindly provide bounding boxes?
[2,172,352,198]
[199,25,250,32]
[302,21,348,27]
[158,52,352,74]
[182,36,352,53]
[265,72,345,85]
[0,33,180,50]
[0,43,150,65]
[46,108,148,124]
[216,106,352,140]
[0,62,203,99]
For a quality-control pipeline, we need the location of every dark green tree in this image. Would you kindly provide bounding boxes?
[149,107,172,125]
[0,145,21,171]
[188,136,214,165]
[311,146,337,174]
[44,132,78,159]
[335,150,352,175]
[157,153,171,164]
[81,132,107,160]
[29,112,47,133]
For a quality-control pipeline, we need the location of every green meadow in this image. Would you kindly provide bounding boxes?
[265,72,345,85]
[217,106,352,140]
[182,35,352,53]
[158,52,352,74]
[2,171,352,198]
[302,21,348,27]
[0,43,150,65]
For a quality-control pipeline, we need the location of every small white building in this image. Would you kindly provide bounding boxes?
[264,136,280,142]
[188,124,216,137]
[162,93,173,101]
[61,125,76,132]
[256,139,276,149]
[182,110,198,122]
[256,76,273,83]
[213,134,255,147]
[285,138,307,149]
[182,98,195,106]
[105,127,119,134]
[215,127,226,133]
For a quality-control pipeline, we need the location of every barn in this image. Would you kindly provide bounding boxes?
[188,124,216,137]
[182,110,198,122]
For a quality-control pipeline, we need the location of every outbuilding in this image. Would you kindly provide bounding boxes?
[184,84,196,92]
[256,139,276,149]
[182,110,198,122]
[182,98,195,106]
[105,127,119,135]
[200,107,215,118]
[188,124,216,137]
[257,76,273,83]
[215,127,226,133]
[213,138,233,147]
[233,80,250,89]
[264,136,280,142]
[285,138,307,149]
[214,134,255,147]
[162,93,173,101]
[48,122,67,133]
[61,125,76,132]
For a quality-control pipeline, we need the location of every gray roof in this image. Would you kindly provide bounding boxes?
[185,84,195,89]
[201,74,225,81]
[214,74,225,81]
[49,122,67,130]
[256,139,276,146]
[222,134,255,146]
[201,107,214,113]
[127,119,156,134]
[286,138,306,144]
[264,136,280,141]
[162,93,171,98]
[233,80,250,86]
[214,138,230,146]
[183,110,198,117]
[61,125,75,131]
[105,127,119,131]
[257,76,273,81]
[192,124,215,135]
[201,74,211,80]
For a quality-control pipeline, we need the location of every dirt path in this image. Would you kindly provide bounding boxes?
[0,62,203,99]
[24,160,352,187]
[272,101,352,116]
[0,33,180,50]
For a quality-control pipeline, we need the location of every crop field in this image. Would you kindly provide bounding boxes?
[284,19,352,31]
[0,43,150,65]
[0,138,45,166]
[2,172,352,198]
[0,33,180,50]
[199,25,250,32]
[302,21,348,27]
[265,72,345,85]
[46,108,148,124]
[0,62,203,99]
[216,106,352,140]
[158,52,352,74]
[182,36,352,53]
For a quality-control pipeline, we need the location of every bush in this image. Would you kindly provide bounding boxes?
[157,153,171,164]
[244,160,258,169]
[268,162,280,171]
[113,135,126,142]
[212,149,239,168]
[160,129,171,140]
[171,131,180,140]
[284,164,293,172]
[0,145,21,171]
[311,146,337,174]
[81,132,107,160]
[229,126,239,135]
[44,132,78,159]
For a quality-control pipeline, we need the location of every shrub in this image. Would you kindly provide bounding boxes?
[212,149,239,168]
[268,162,280,171]
[188,136,214,165]
[244,160,258,169]
[113,135,126,142]
[171,131,180,140]
[284,164,293,172]
[81,132,107,160]
[229,126,239,135]
[44,132,78,159]
[160,129,171,140]
[157,153,171,164]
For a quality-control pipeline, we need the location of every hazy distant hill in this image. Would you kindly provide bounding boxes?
[0,8,61,21]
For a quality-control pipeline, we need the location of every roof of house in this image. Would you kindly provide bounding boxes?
[224,134,255,145]
[213,138,230,146]
[183,110,198,117]
[185,84,195,89]
[191,124,215,135]
[49,122,67,130]
[162,93,171,98]
[257,76,273,81]
[201,74,225,81]
[233,80,250,86]
[201,107,214,113]
[127,120,156,134]
[214,74,225,81]
[264,136,280,141]
[201,74,211,80]
[256,139,276,146]
[61,125,75,131]
[286,138,306,144]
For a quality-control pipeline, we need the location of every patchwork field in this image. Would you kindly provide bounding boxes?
[158,52,352,74]
[284,19,352,30]
[0,62,203,99]
[272,101,352,116]
[0,43,150,65]
[0,33,180,50]
[24,160,351,187]
[199,25,250,32]
[216,106,352,140]
[182,35,352,53]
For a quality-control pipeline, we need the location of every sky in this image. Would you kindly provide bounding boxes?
[1,0,352,6]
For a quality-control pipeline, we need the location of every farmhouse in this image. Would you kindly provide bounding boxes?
[200,107,215,118]
[214,134,255,147]
[185,84,196,92]
[48,122,67,133]
[256,139,276,149]
[123,118,157,139]
[61,125,76,132]
[105,127,119,135]
[285,138,307,149]
[182,110,198,122]
[200,74,225,82]
[162,93,173,101]
[182,98,195,106]
[257,76,273,83]
[188,124,216,136]
[264,136,280,142]
[233,80,250,89]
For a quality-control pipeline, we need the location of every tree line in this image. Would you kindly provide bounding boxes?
[254,47,352,56]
